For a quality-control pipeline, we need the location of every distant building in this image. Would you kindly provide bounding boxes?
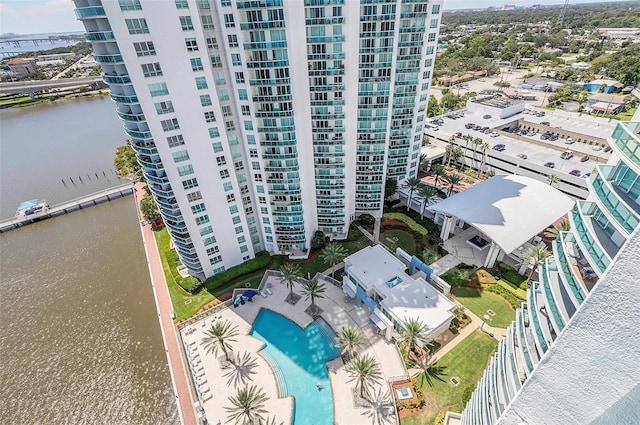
[7,58,38,77]
[586,93,627,114]
[502,88,537,101]
[437,70,488,87]
[467,94,525,119]
[568,61,590,71]
[586,79,623,94]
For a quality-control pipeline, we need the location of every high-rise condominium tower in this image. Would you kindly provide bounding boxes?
[461,122,640,424]
[74,0,443,279]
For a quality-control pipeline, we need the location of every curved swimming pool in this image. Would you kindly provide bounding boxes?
[250,309,342,425]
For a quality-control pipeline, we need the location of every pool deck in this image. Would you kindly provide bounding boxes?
[180,272,406,425]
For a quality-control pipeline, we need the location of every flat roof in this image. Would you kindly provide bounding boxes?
[345,245,456,329]
[428,174,574,254]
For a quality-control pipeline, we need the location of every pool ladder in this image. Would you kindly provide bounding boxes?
[259,350,288,398]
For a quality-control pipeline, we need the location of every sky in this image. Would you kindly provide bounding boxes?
[0,0,632,35]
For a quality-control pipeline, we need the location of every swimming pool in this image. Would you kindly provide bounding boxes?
[250,309,342,425]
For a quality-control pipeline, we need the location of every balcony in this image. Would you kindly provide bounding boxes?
[85,31,114,41]
[94,54,124,64]
[611,122,640,172]
[103,74,131,85]
[125,128,152,139]
[590,168,640,235]
[570,205,613,274]
[75,6,106,19]
[110,93,139,104]
[117,110,146,122]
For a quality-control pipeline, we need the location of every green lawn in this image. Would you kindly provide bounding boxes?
[154,229,214,321]
[381,230,416,255]
[400,331,498,425]
[452,287,516,328]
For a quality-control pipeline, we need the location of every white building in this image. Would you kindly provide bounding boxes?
[342,245,457,343]
[461,122,640,424]
[74,0,443,279]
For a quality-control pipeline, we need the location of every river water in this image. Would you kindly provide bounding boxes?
[0,97,179,424]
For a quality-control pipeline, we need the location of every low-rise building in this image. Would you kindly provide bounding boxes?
[586,93,627,114]
[342,245,457,344]
[438,70,488,87]
[6,58,38,77]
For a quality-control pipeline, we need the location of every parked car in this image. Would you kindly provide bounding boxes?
[565,137,575,144]
[569,169,581,177]
[536,111,546,117]
[465,122,475,129]
[544,162,555,168]
[473,125,482,130]
[604,146,612,153]
[580,154,590,162]
[582,172,592,179]
[453,132,462,138]
[517,154,528,160]
[592,145,603,151]
[492,144,506,151]
[549,135,558,141]
[480,126,489,132]
[541,133,550,140]
[560,151,574,160]
[490,132,500,137]
[541,121,550,126]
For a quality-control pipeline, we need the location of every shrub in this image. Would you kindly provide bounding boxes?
[180,277,201,293]
[311,230,326,249]
[358,214,375,227]
[496,279,527,300]
[382,213,428,236]
[433,411,446,425]
[204,251,271,291]
[486,284,521,309]
[462,384,476,405]
[440,267,475,287]
[501,268,528,286]
[421,248,441,265]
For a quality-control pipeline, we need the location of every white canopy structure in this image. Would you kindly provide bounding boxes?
[428,175,574,266]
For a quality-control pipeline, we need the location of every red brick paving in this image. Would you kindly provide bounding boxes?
[133,182,196,425]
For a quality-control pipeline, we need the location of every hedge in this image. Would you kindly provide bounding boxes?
[496,279,527,300]
[486,284,521,309]
[204,251,271,292]
[164,238,201,293]
[382,212,428,235]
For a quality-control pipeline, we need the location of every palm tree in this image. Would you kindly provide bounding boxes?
[399,318,431,356]
[480,142,490,174]
[547,174,560,186]
[279,263,302,299]
[301,278,326,315]
[202,320,239,362]
[472,137,483,170]
[336,325,367,361]
[224,385,269,425]
[519,245,551,280]
[430,164,445,187]
[444,173,462,197]
[345,354,382,400]
[320,243,348,278]
[417,184,438,219]
[544,219,571,239]
[419,153,429,172]
[450,146,464,167]
[415,359,447,388]
[402,177,422,211]
[445,137,456,166]
[462,134,473,166]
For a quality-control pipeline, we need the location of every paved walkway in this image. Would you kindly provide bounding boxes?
[133,183,196,425]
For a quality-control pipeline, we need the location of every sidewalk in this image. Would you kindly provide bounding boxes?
[133,183,196,425]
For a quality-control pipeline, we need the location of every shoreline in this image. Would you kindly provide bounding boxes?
[0,88,108,110]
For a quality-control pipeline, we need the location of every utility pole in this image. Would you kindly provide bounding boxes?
[557,0,570,27]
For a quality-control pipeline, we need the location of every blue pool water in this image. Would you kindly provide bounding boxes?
[250,309,342,425]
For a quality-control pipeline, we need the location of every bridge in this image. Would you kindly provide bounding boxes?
[0,77,105,96]
[0,183,134,233]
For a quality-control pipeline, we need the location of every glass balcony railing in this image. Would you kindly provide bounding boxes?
[125,128,152,139]
[570,208,611,274]
[103,74,131,84]
[117,110,146,122]
[591,170,639,234]
[110,93,138,104]
[527,287,549,354]
[74,6,106,19]
[540,262,565,333]
[85,31,114,41]
[94,54,124,64]
[554,233,586,304]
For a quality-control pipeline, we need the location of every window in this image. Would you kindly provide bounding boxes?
[237,236,246,244]
[182,178,198,189]
[204,111,216,123]
[224,14,235,28]
[216,156,227,166]
[212,142,223,152]
[195,77,208,89]
[197,0,210,8]
[225,120,235,132]
[185,37,198,51]
[154,101,174,115]
[141,62,162,77]
[241,245,249,253]
[200,94,212,106]
[238,89,248,100]
[167,135,185,148]
[205,36,218,49]
[234,226,243,234]
[161,118,180,131]
[244,121,253,131]
[206,246,219,256]
[172,149,189,162]
[134,41,155,56]
[175,0,188,8]
[201,14,215,30]
[126,18,148,34]
[226,194,236,203]
[179,16,193,31]
[190,58,204,71]
[148,82,168,97]
[231,53,242,66]
[186,191,202,202]
[430,19,439,29]
[241,105,250,116]
[223,182,232,191]
[233,216,241,224]
[177,164,194,176]
[428,33,436,42]
[119,0,141,10]
[210,55,222,69]
[191,203,206,214]
[229,205,239,214]
[195,215,210,225]
[208,127,220,138]
[221,105,232,117]
[251,161,260,170]
[227,34,238,47]
[200,226,213,236]
[220,169,230,179]
[431,4,441,14]
[235,72,245,83]
[209,255,222,264]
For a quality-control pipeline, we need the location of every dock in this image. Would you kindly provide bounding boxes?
[0,183,134,233]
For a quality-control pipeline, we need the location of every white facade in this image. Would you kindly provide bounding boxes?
[74,0,442,278]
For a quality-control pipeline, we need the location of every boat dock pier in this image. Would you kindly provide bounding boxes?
[0,183,134,233]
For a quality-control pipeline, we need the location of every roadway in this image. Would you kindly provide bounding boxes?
[0,76,104,95]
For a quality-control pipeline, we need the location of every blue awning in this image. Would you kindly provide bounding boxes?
[17,199,39,210]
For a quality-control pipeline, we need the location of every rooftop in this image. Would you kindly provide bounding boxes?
[345,245,456,328]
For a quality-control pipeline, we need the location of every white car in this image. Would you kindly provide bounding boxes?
[490,132,500,137]
[565,137,574,144]
[592,145,603,151]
